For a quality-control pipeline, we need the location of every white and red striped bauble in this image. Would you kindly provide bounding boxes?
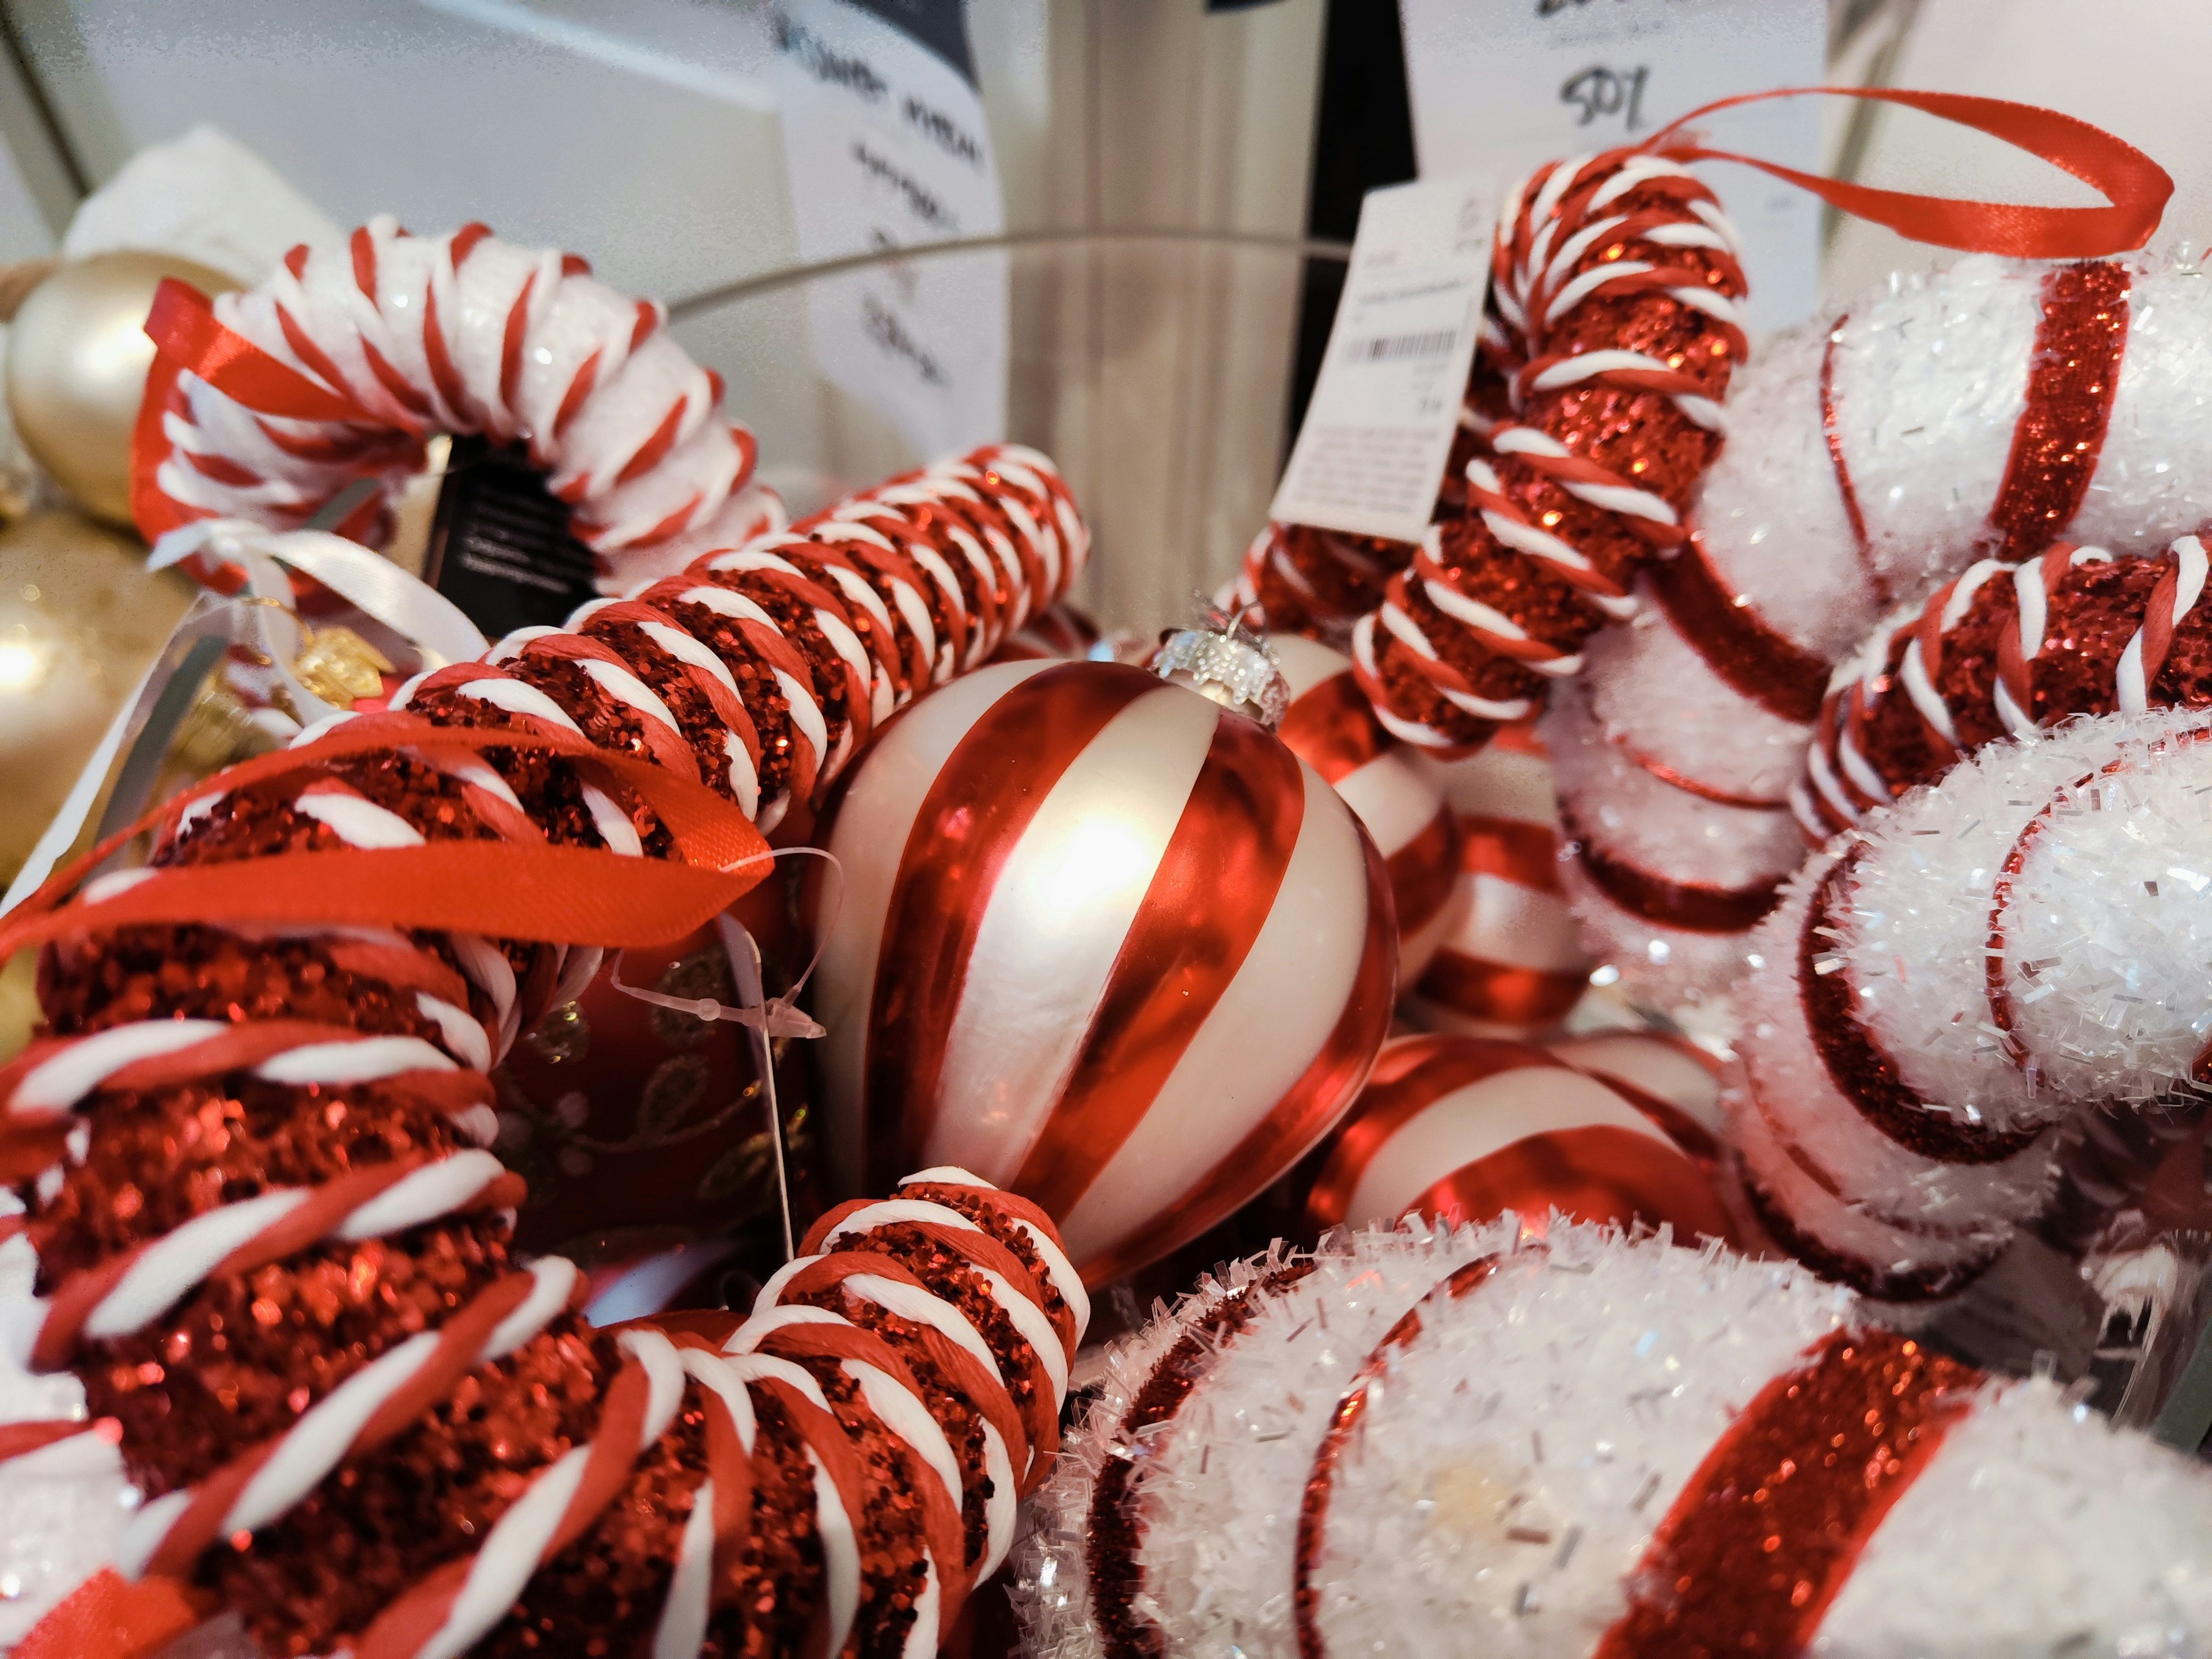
[1549,1027,1726,1168]
[1302,1032,1732,1244]
[1400,721,1592,1035]
[810,658,1396,1284]
[1271,634,1458,980]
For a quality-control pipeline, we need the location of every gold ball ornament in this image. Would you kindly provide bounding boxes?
[0,509,192,888]
[5,251,238,526]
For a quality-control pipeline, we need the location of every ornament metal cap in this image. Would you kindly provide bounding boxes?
[1153,601,1290,729]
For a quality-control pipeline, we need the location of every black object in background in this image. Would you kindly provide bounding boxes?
[843,0,978,83]
[1286,0,1419,460]
[424,436,604,639]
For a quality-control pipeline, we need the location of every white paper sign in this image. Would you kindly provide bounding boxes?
[771,0,1007,459]
[1397,0,1827,335]
[1270,175,1496,544]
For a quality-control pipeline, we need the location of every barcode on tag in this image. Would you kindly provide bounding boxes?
[1268,174,1495,544]
[1346,329,1460,363]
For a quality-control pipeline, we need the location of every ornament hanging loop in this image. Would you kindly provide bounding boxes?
[1641,86,2172,260]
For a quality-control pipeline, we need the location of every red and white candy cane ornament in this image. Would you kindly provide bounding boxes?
[1302,1033,1732,1243]
[809,642,1396,1286]
[132,217,781,592]
[0,440,1085,1658]
[1350,90,2168,753]
[1271,633,1458,980]
[1562,248,2205,999]
[1801,535,2212,837]
[1400,720,1592,1035]
[1021,1222,2212,1659]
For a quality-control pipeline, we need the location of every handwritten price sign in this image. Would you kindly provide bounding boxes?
[1398,0,1824,332]
[1559,63,1652,131]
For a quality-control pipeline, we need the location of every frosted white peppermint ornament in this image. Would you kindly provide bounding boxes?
[1543,665,1796,1001]
[809,656,1395,1283]
[1272,634,1459,980]
[1562,252,2212,1005]
[1019,1223,2212,1659]
[1401,722,1590,1036]
[1016,1218,1517,1659]
[1733,706,2212,1295]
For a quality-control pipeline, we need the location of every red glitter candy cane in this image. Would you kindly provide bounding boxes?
[1803,535,2212,838]
[0,444,1089,1658]
[1305,90,2172,757]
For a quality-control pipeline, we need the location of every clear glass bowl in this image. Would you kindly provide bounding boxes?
[668,230,1351,637]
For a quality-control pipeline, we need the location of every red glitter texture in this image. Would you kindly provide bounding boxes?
[474,1410,703,1659]
[695,565,867,748]
[1362,166,1747,749]
[794,1293,1002,1573]
[789,532,942,690]
[841,503,997,665]
[1830,547,2212,817]
[1593,1328,1976,1657]
[1986,263,2130,560]
[571,612,761,804]
[630,581,813,802]
[209,1321,608,1653]
[893,1180,1080,1351]
[10,451,1078,1657]
[846,1222,1057,1465]
[38,924,464,1049]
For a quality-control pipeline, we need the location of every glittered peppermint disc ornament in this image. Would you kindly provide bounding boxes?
[1302,1033,1732,1244]
[1018,1222,2212,1659]
[810,645,1396,1285]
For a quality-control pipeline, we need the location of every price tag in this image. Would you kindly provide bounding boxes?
[1269,175,1496,544]
[1397,0,1826,334]
[771,0,1007,459]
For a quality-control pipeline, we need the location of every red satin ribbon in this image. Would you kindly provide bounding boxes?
[1646,87,2172,259]
[14,1569,212,1659]
[131,279,398,562]
[0,711,772,959]
[145,279,372,423]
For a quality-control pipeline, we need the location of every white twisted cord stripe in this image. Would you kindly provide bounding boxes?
[1800,536,2212,836]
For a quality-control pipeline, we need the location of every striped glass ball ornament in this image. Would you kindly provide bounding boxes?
[809,657,1397,1285]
